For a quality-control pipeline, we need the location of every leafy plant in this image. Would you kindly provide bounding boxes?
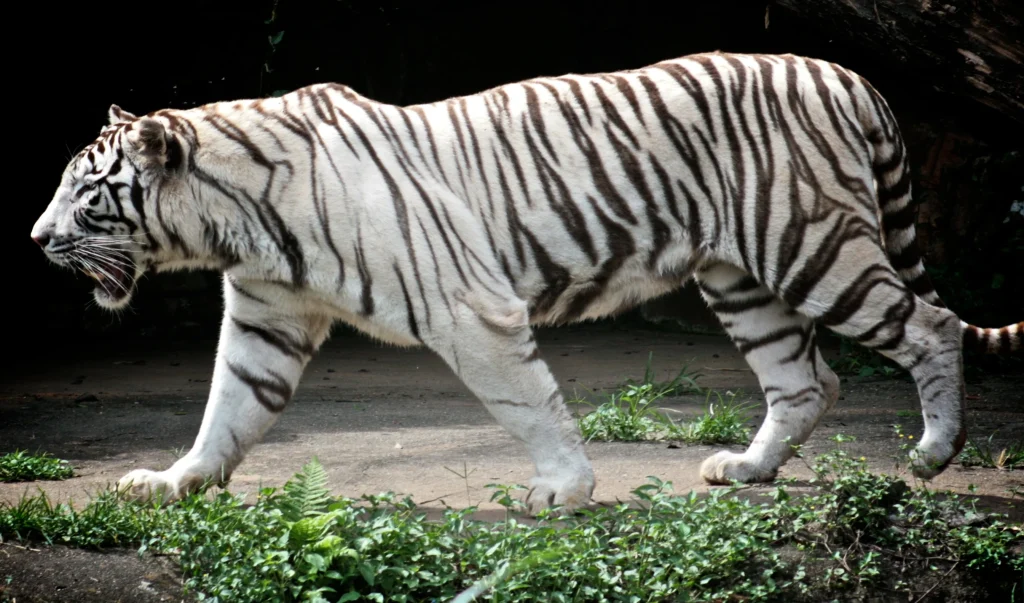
[1,444,1021,602]
[0,450,74,482]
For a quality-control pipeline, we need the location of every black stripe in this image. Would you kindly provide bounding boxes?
[414,215,444,325]
[603,122,670,269]
[735,325,806,355]
[605,74,646,126]
[888,246,921,271]
[227,278,267,305]
[706,57,751,274]
[354,225,374,315]
[782,216,874,311]
[656,60,718,143]
[394,263,421,342]
[563,196,636,319]
[817,265,894,328]
[745,58,776,283]
[904,272,938,299]
[201,114,306,287]
[709,293,776,314]
[128,177,159,251]
[521,117,598,264]
[227,361,292,413]
[591,81,640,148]
[769,385,822,407]
[444,100,472,194]
[878,171,911,206]
[232,318,313,360]
[882,202,917,231]
[536,81,638,225]
[295,108,348,288]
[524,85,560,161]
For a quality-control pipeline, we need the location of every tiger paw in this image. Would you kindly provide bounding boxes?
[700,451,778,485]
[525,470,595,517]
[908,440,956,480]
[117,468,208,505]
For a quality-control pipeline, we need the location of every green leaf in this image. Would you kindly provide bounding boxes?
[359,562,376,586]
[270,31,285,45]
[304,552,326,572]
[991,273,1005,289]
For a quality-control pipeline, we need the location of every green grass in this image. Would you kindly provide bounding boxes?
[0,451,74,483]
[1,443,1020,603]
[576,385,756,445]
[574,355,753,445]
[667,389,756,445]
[957,433,1024,470]
[619,351,704,398]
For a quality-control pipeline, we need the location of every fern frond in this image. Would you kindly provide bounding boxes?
[275,456,332,523]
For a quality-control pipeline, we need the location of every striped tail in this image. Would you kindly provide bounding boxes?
[962,321,1023,355]
[864,83,1023,356]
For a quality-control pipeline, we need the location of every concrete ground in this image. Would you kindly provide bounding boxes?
[2,321,1021,517]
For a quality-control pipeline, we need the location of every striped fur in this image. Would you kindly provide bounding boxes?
[31,52,1022,513]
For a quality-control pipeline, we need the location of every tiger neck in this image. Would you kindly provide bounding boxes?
[163,97,347,286]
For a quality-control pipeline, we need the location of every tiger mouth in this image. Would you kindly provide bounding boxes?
[83,264,134,301]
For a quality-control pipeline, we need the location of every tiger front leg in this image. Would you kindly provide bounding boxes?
[429,291,596,516]
[118,278,332,504]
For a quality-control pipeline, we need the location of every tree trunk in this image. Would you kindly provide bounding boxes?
[770,0,1024,126]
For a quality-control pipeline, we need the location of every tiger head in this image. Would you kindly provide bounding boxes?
[31,104,189,310]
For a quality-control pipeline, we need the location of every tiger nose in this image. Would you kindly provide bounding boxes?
[32,233,51,248]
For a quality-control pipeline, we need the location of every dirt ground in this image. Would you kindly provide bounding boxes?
[1,321,1022,601]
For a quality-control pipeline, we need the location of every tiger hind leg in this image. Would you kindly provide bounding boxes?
[696,263,840,484]
[425,289,595,516]
[776,236,967,480]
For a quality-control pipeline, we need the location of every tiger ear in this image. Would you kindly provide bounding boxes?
[126,118,168,164]
[108,104,138,125]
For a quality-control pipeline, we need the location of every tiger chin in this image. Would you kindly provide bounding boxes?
[31,52,1021,516]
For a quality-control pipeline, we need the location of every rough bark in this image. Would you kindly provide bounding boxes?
[771,0,1024,125]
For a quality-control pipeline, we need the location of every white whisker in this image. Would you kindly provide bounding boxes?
[70,253,132,296]
[74,247,135,268]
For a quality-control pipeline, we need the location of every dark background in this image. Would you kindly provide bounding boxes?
[8,0,1021,359]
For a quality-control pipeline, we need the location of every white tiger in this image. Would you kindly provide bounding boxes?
[31,52,1022,514]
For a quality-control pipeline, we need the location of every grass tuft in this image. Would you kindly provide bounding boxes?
[575,355,752,446]
[957,433,1024,470]
[0,451,74,483]
[667,389,756,445]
